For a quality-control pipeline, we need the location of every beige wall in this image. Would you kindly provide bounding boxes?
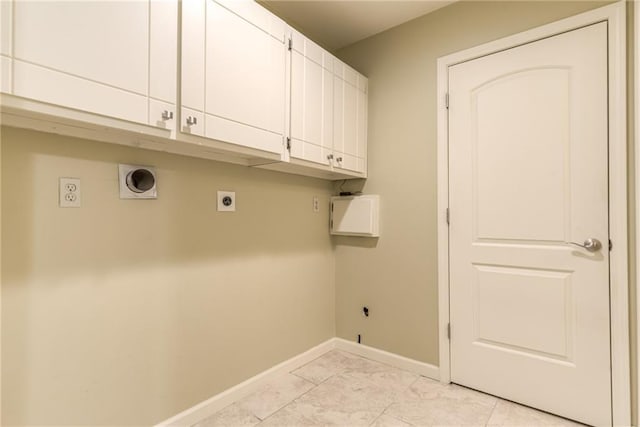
[1,127,335,426]
[334,1,612,366]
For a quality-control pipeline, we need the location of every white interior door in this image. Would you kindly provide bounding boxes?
[448,22,610,426]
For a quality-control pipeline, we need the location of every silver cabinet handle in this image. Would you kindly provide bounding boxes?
[567,238,602,252]
[186,116,197,126]
[327,154,334,160]
[336,156,343,163]
[162,110,174,120]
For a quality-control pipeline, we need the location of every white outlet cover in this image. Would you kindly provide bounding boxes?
[59,177,81,208]
[217,191,236,212]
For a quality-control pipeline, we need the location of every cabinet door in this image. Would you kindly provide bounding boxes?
[181,0,206,112]
[357,75,368,170]
[13,1,149,123]
[333,60,366,173]
[12,1,150,124]
[290,32,332,165]
[321,66,335,166]
[1,0,11,93]
[149,0,178,131]
[203,0,286,154]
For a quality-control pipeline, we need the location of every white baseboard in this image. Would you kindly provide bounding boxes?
[156,338,440,427]
[155,339,336,427]
[333,338,440,381]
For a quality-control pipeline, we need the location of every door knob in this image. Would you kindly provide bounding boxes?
[186,116,197,126]
[161,110,174,120]
[567,238,602,252]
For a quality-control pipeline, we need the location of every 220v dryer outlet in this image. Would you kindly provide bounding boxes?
[217,191,236,212]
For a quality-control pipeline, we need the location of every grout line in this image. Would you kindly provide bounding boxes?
[485,397,500,426]
[244,374,317,422]
[256,374,323,425]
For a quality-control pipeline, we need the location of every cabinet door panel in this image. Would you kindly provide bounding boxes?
[14,61,147,124]
[334,151,360,172]
[343,81,358,158]
[291,50,322,146]
[181,0,206,111]
[1,0,11,57]
[150,0,177,104]
[333,76,345,154]
[290,139,323,164]
[1,56,10,93]
[357,86,367,159]
[303,58,323,146]
[216,0,285,41]
[205,0,285,151]
[14,1,148,95]
[322,68,334,150]
[205,114,283,153]
[290,51,305,145]
[343,65,358,87]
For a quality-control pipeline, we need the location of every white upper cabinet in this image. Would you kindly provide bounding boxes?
[1,0,366,180]
[8,0,177,131]
[289,30,368,175]
[181,0,287,155]
[289,30,334,165]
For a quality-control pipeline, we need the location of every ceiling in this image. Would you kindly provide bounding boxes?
[259,1,456,52]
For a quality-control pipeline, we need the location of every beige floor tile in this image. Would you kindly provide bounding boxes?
[293,349,418,398]
[371,414,414,427]
[193,404,260,427]
[341,363,418,396]
[237,373,315,420]
[487,400,585,426]
[292,350,369,385]
[258,400,375,426]
[268,373,397,426]
[385,377,497,426]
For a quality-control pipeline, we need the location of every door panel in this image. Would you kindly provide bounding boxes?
[449,22,609,426]
[290,36,325,164]
[473,264,572,360]
[14,1,148,95]
[181,0,206,111]
[205,0,285,152]
[474,68,569,242]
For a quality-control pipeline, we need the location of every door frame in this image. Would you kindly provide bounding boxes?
[436,2,629,425]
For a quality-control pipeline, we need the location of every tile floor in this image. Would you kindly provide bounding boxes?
[193,350,583,427]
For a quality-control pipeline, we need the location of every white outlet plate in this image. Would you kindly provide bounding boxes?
[313,196,320,213]
[217,191,236,212]
[59,177,81,208]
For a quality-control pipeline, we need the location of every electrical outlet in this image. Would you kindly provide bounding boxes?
[217,191,236,212]
[59,177,81,208]
[313,196,320,213]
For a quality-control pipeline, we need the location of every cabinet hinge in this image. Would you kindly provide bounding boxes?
[446,208,450,226]
[286,136,291,151]
[330,219,333,229]
[331,203,334,212]
[609,239,613,251]
[447,323,451,340]
[288,38,292,51]
[445,92,449,109]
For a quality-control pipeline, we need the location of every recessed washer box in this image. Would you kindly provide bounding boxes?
[330,195,380,237]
